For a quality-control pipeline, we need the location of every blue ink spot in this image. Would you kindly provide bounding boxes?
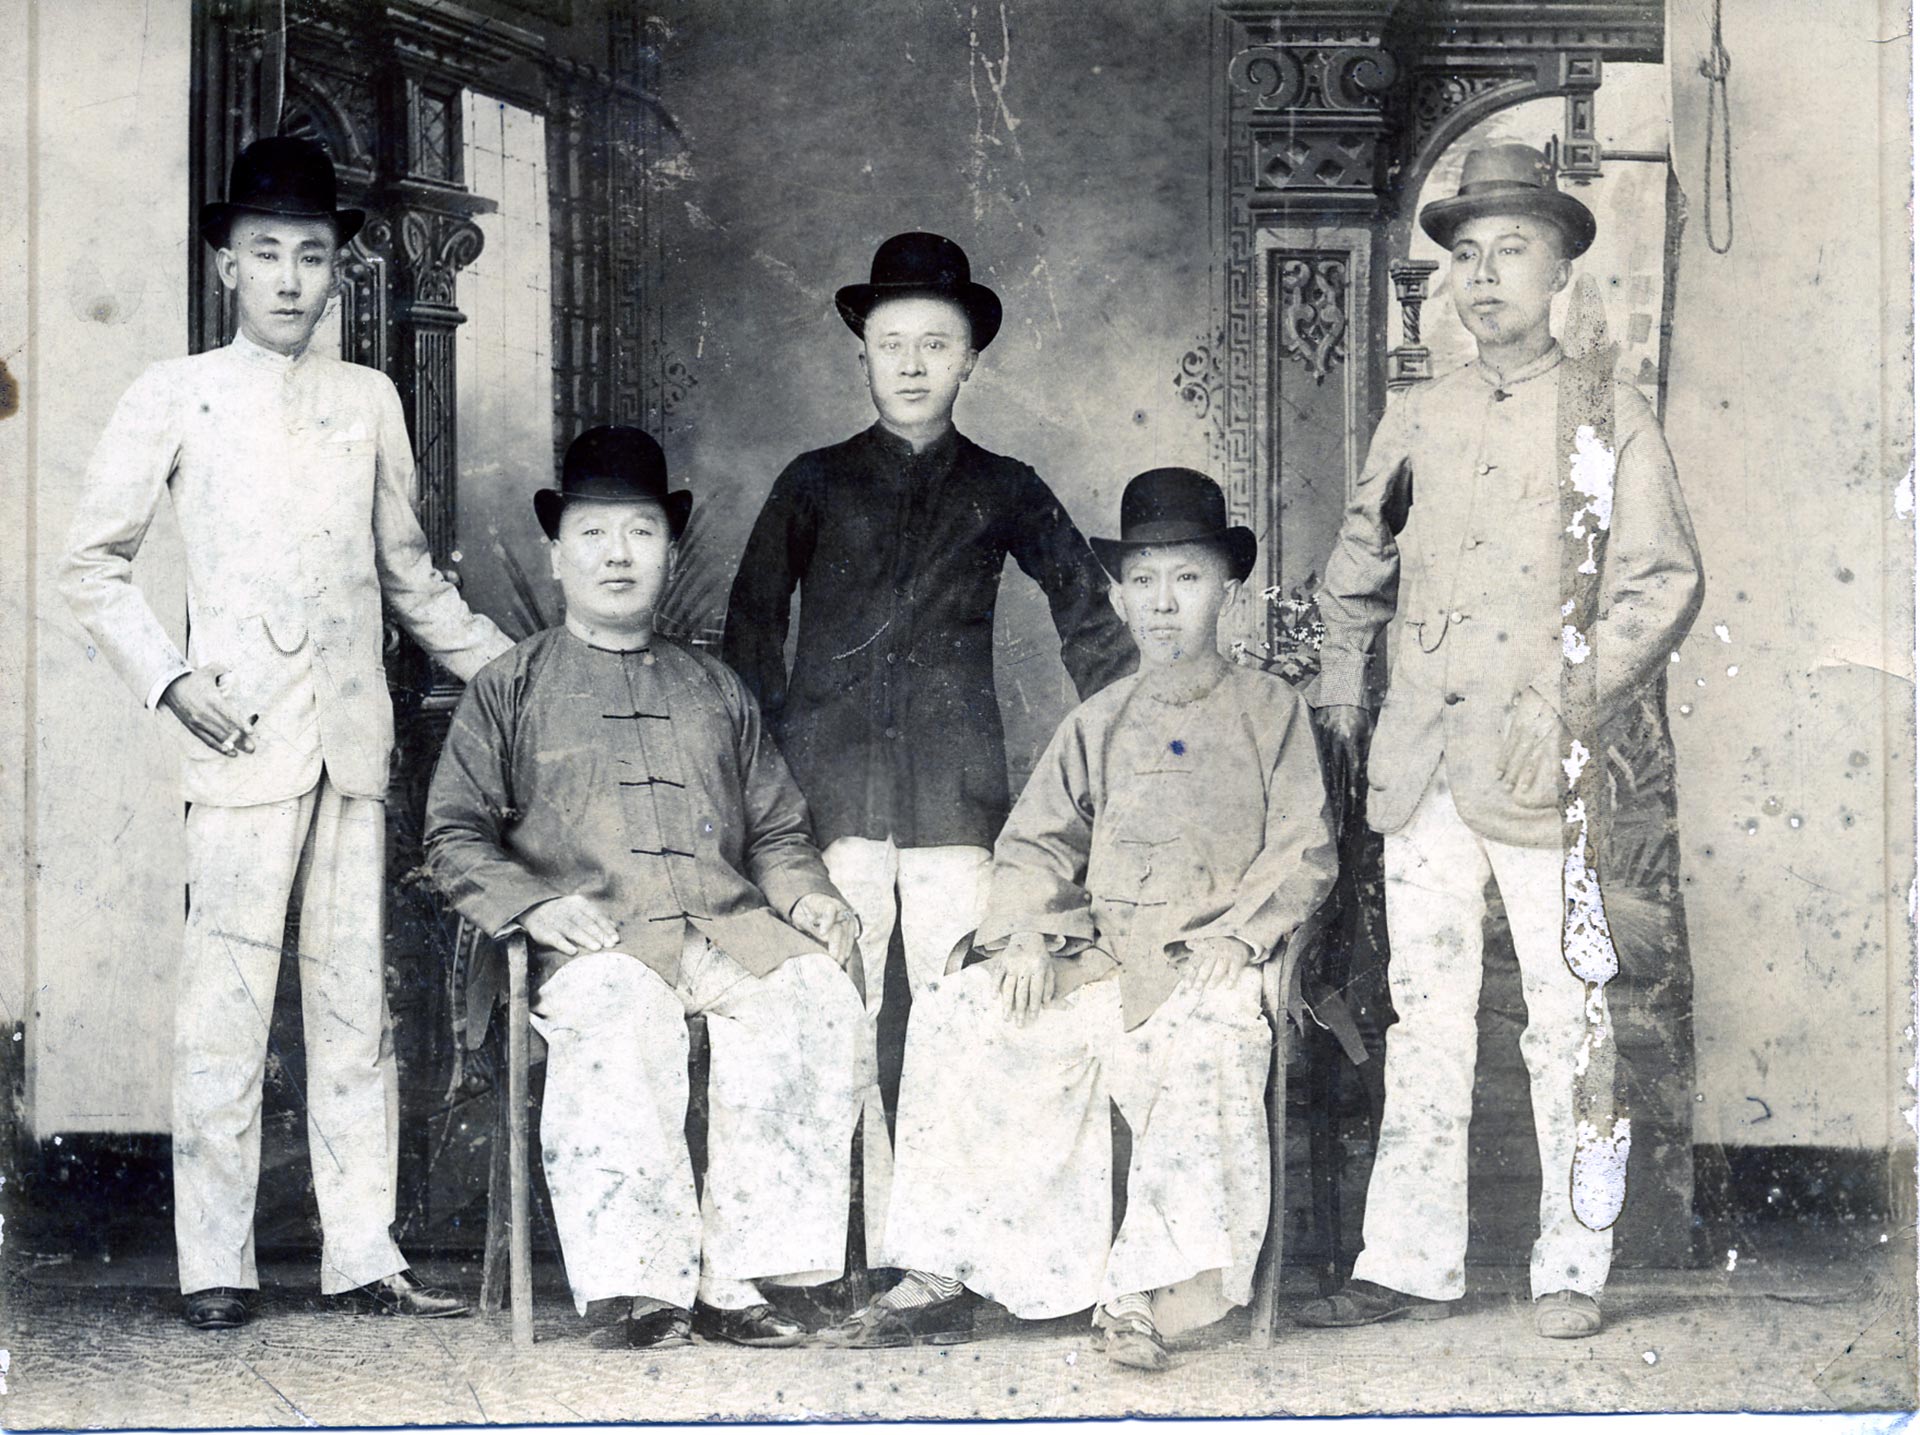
[1169,739,1186,756]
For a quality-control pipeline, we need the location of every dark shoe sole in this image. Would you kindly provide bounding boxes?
[183,1289,251,1331]
[1293,1299,1452,1329]
[819,1311,975,1349]
[184,1310,250,1330]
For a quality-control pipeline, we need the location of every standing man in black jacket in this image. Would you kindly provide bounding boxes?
[724,231,1135,1250]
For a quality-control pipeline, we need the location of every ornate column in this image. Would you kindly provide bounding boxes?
[1217,2,1398,644]
[1387,257,1439,389]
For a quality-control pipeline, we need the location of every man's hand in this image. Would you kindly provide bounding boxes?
[521,894,620,957]
[1313,703,1372,805]
[1497,689,1571,807]
[992,931,1056,1026]
[160,666,257,757]
[1181,935,1254,991]
[791,892,861,971]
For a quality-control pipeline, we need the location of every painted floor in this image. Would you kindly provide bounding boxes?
[4,1229,1911,1426]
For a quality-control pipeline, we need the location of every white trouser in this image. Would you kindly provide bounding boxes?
[879,961,1271,1336]
[531,941,869,1315]
[1351,769,1613,1301]
[176,774,406,1296]
[821,837,991,1255]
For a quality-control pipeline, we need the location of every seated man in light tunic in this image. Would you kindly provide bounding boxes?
[424,426,869,1350]
[825,468,1337,1371]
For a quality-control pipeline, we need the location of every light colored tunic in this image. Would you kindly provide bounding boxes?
[1313,345,1703,846]
[978,661,1338,1027]
[61,331,508,806]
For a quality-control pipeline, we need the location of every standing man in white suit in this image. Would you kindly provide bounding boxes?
[60,136,512,1330]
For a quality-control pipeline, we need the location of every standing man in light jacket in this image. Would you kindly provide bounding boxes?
[60,136,512,1330]
[1293,144,1703,1341]
[723,232,1136,1247]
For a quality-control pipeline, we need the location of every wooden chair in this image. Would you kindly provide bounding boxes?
[452,923,865,1348]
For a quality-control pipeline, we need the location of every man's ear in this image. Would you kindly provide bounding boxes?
[959,349,978,384]
[214,246,239,293]
[857,350,869,382]
[1551,257,1573,295]
[1219,575,1244,613]
[547,539,563,583]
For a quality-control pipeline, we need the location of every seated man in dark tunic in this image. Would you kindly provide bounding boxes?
[424,427,868,1351]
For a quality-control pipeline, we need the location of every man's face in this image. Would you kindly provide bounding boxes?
[216,214,339,356]
[1444,213,1570,351]
[549,498,676,631]
[1108,542,1240,668]
[859,296,976,432]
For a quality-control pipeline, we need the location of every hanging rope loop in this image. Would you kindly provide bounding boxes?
[1699,0,1735,254]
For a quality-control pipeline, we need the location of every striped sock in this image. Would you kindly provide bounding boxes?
[1100,1291,1155,1328]
[872,1269,965,1312]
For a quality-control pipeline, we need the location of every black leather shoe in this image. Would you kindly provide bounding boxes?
[624,1306,694,1349]
[1293,1278,1452,1328]
[339,1270,471,1318]
[693,1301,808,1347]
[184,1287,250,1330]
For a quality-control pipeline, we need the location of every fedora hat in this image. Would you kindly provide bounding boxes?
[201,136,365,250]
[835,232,1003,350]
[1418,142,1595,258]
[535,426,692,540]
[1089,468,1257,583]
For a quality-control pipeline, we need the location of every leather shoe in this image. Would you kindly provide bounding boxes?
[339,1270,471,1318]
[693,1301,808,1347]
[1293,1278,1452,1328]
[184,1287,250,1330]
[1534,1289,1603,1339]
[624,1305,694,1349]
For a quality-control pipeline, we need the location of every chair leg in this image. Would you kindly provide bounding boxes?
[480,1069,511,1317]
[507,934,534,1348]
[1249,1017,1292,1349]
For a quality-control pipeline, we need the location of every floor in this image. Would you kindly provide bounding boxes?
[3,1226,1912,1426]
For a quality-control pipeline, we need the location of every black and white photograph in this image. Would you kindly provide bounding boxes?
[0,0,1914,1424]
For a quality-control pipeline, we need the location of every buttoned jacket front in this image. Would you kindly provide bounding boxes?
[61,334,509,807]
[1314,347,1704,847]
[723,424,1137,849]
[423,630,841,989]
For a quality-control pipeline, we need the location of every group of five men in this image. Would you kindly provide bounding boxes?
[61,135,1700,1369]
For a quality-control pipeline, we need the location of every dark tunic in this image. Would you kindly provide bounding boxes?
[723,423,1137,849]
[424,628,839,989]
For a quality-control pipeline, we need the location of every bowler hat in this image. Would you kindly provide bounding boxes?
[1089,468,1257,583]
[835,232,1003,350]
[1418,142,1595,258]
[201,136,365,250]
[535,426,692,540]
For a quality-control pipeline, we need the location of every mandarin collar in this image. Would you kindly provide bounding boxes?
[868,421,960,470]
[1474,341,1563,393]
[563,616,656,656]
[230,328,316,373]
[1135,658,1231,709]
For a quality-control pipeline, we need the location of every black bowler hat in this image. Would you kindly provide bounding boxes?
[1089,468,1258,583]
[201,136,365,250]
[835,232,1003,350]
[1418,142,1595,258]
[535,426,692,540]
